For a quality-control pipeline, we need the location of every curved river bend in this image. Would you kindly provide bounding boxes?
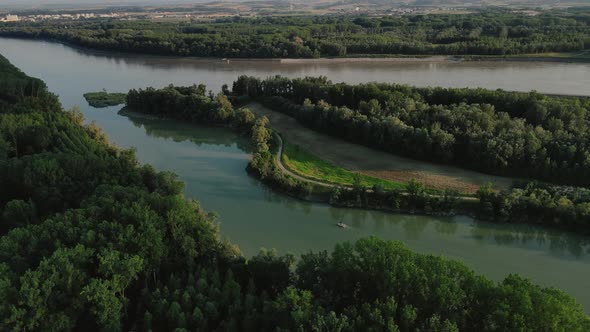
[1,38,589,311]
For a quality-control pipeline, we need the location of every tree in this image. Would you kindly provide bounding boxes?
[2,199,37,229]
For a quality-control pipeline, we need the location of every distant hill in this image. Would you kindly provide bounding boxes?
[1,0,587,10]
[303,0,589,7]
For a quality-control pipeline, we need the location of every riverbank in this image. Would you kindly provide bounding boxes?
[279,54,590,64]
[466,51,590,63]
[276,56,451,64]
[4,36,590,66]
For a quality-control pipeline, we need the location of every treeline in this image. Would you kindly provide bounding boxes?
[1,10,590,58]
[477,182,590,231]
[2,59,588,329]
[329,178,462,214]
[134,236,590,331]
[127,85,237,125]
[0,53,232,330]
[232,75,590,186]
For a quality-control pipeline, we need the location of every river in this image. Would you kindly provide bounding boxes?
[1,37,589,311]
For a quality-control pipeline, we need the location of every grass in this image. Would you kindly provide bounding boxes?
[282,141,405,190]
[83,91,127,108]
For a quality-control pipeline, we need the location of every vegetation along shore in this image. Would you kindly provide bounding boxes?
[83,90,127,108]
[1,9,589,60]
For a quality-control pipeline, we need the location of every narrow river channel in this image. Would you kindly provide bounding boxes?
[1,37,589,311]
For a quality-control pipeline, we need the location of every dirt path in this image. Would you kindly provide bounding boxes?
[274,134,334,188]
[246,102,514,194]
[274,131,477,201]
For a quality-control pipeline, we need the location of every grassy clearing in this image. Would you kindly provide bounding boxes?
[282,141,405,190]
[83,91,127,108]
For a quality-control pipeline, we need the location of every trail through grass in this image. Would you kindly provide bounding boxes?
[282,141,405,190]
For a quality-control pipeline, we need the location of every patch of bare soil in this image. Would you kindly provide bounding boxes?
[360,170,480,193]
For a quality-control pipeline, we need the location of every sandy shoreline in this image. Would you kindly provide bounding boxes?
[5,36,589,64]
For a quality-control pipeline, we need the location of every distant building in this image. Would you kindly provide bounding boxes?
[1,15,19,22]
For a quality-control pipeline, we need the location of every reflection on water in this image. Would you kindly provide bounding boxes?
[470,222,590,259]
[1,36,590,312]
[122,110,254,153]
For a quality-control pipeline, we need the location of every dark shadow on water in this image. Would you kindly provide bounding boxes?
[470,221,590,259]
[119,108,255,153]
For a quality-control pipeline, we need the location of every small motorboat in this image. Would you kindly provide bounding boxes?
[336,222,348,228]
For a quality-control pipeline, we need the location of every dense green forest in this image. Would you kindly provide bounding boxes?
[1,55,589,330]
[1,9,590,58]
[232,75,590,186]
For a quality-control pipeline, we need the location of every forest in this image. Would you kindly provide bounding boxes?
[1,55,589,330]
[232,75,590,186]
[1,9,590,58]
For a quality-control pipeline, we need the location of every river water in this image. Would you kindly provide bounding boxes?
[1,37,589,311]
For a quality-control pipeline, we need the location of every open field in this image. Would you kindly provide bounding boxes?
[247,102,515,194]
[282,141,405,191]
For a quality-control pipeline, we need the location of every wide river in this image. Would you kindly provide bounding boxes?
[2,37,590,311]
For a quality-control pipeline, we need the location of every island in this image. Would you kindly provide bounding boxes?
[83,91,127,108]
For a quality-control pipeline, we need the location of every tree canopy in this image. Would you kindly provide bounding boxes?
[233,75,590,186]
[2,9,590,58]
